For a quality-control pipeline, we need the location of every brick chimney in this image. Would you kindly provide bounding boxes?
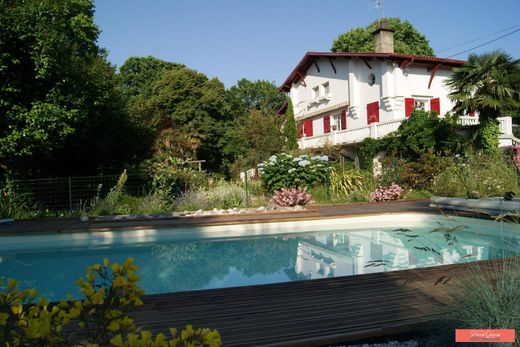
[372,19,394,53]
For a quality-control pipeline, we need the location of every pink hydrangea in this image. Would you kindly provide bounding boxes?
[369,183,403,202]
[272,187,313,207]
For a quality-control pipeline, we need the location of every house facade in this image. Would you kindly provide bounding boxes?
[280,23,514,149]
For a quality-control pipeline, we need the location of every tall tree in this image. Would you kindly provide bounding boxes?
[0,0,145,176]
[332,18,434,56]
[145,67,231,171]
[228,79,287,115]
[284,99,298,151]
[446,50,520,153]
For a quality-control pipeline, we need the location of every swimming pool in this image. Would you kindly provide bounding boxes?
[1,213,519,301]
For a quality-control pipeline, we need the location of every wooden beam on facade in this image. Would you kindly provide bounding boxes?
[296,71,307,87]
[328,58,337,74]
[362,58,372,70]
[428,64,442,89]
[314,59,320,73]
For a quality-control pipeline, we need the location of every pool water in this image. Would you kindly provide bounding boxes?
[1,215,519,301]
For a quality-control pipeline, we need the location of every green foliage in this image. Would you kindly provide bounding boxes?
[478,119,500,155]
[446,50,520,122]
[149,157,208,201]
[228,79,287,115]
[0,181,33,219]
[432,153,519,197]
[359,137,385,170]
[174,181,246,211]
[284,99,298,151]
[332,18,434,56]
[90,170,133,215]
[330,168,368,197]
[0,258,221,346]
[0,0,146,177]
[381,151,455,190]
[117,56,184,100]
[225,110,285,176]
[258,154,330,193]
[446,258,520,345]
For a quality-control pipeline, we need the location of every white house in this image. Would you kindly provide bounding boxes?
[280,21,514,149]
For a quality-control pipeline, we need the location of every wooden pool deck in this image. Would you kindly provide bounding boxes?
[135,261,483,347]
[0,200,494,345]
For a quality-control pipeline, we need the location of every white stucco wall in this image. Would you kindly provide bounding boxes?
[290,57,460,142]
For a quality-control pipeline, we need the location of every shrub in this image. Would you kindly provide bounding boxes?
[174,181,247,211]
[149,156,208,201]
[258,153,329,193]
[444,258,520,345]
[0,180,33,219]
[272,188,313,207]
[432,153,519,197]
[330,167,369,197]
[90,170,134,215]
[369,183,403,202]
[0,258,221,346]
[381,151,455,190]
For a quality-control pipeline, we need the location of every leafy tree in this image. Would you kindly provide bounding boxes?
[0,0,147,177]
[332,18,434,56]
[145,67,231,171]
[446,50,520,154]
[117,56,184,99]
[284,99,298,151]
[228,79,287,114]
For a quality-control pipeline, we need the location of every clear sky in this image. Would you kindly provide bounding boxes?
[94,0,520,88]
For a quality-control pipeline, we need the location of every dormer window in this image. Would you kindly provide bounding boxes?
[312,86,320,99]
[322,82,330,95]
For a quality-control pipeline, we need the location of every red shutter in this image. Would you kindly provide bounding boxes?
[297,123,303,139]
[367,101,379,125]
[405,98,415,118]
[341,110,347,130]
[323,115,331,133]
[430,98,440,114]
[303,119,313,137]
[469,111,476,117]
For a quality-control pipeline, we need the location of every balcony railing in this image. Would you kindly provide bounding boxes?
[298,116,514,149]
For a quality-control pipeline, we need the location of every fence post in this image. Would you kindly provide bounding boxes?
[244,171,249,208]
[68,177,73,212]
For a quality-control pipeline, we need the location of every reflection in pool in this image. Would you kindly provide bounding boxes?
[1,216,519,301]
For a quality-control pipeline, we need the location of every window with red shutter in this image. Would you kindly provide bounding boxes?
[297,123,303,139]
[430,98,440,114]
[366,101,379,125]
[323,115,331,133]
[303,119,313,137]
[341,110,347,130]
[405,98,415,118]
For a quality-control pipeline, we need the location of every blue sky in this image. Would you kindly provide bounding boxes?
[94,0,520,88]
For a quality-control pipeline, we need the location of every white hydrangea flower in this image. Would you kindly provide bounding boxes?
[298,160,311,167]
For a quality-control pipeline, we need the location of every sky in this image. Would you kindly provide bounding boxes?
[94,0,520,88]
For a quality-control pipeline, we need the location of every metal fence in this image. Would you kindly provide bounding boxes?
[11,174,152,212]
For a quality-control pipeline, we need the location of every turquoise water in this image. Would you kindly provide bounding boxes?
[1,216,519,301]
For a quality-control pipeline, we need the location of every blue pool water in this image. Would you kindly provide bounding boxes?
[1,215,519,301]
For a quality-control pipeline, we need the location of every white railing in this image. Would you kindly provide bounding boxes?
[297,116,514,149]
[458,116,479,126]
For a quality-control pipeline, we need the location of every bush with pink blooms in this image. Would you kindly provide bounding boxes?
[272,187,313,207]
[369,183,403,202]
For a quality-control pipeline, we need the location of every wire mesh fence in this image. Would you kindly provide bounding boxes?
[11,174,152,212]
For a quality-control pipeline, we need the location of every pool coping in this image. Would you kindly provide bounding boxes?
[0,199,437,236]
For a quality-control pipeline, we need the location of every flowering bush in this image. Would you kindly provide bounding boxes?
[258,153,329,193]
[369,183,403,202]
[272,188,313,207]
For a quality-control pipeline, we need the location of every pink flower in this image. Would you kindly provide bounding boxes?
[272,187,313,207]
[369,183,402,202]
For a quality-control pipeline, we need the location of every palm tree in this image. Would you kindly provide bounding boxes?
[445,50,520,153]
